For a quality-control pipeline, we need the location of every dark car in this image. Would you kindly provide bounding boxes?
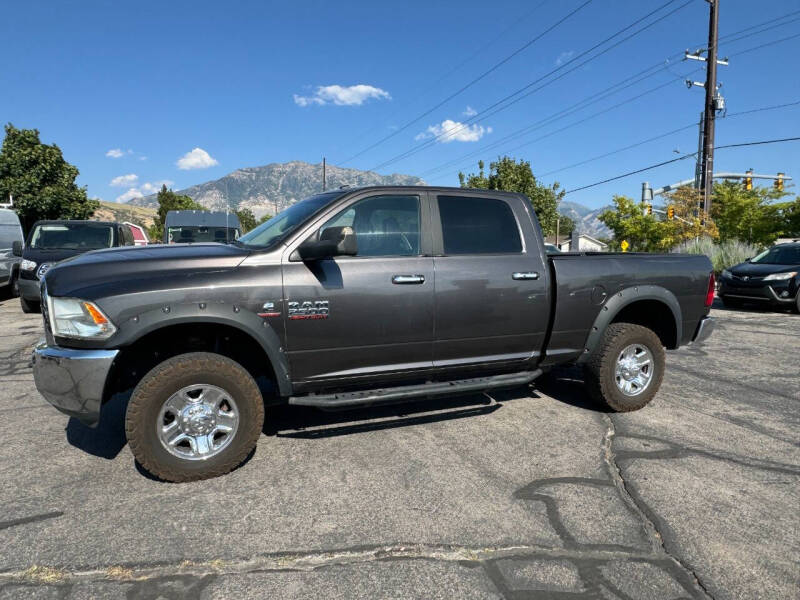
[718,241,800,312]
[32,186,714,481]
[14,220,135,313]
[164,210,241,244]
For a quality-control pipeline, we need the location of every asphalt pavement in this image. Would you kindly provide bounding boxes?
[0,292,797,599]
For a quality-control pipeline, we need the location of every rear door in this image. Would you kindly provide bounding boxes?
[281,191,435,387]
[431,192,550,370]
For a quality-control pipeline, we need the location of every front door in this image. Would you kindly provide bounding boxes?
[431,193,550,369]
[282,193,434,387]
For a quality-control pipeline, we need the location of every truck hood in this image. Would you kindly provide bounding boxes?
[44,243,250,299]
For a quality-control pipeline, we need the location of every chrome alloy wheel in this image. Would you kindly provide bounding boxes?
[157,384,239,461]
[614,344,654,397]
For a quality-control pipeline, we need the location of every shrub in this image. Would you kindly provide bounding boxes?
[672,237,762,273]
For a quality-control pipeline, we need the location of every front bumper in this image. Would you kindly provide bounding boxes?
[32,341,118,427]
[18,276,40,300]
[691,316,715,344]
[718,279,797,305]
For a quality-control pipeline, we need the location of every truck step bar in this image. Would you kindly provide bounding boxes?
[289,369,543,408]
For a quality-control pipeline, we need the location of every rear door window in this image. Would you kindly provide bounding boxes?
[437,195,522,254]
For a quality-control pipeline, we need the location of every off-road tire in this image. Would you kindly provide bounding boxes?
[9,271,19,298]
[794,291,800,314]
[125,352,264,482]
[20,296,40,313]
[584,323,665,412]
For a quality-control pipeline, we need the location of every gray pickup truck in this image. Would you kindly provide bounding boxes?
[32,186,714,481]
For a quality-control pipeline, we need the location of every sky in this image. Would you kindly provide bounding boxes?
[1,0,799,209]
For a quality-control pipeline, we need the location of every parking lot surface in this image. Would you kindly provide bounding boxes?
[0,295,797,599]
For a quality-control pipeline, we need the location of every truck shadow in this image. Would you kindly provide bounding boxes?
[65,390,130,460]
[534,366,611,413]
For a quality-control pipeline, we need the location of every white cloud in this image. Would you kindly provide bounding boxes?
[463,105,478,117]
[415,119,492,143]
[139,156,148,161]
[114,179,174,202]
[106,148,124,158]
[110,173,138,187]
[555,50,575,66]
[294,84,391,107]
[176,147,219,170]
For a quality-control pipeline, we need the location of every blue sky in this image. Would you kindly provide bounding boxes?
[2,0,798,209]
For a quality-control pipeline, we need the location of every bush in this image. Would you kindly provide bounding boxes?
[672,237,761,273]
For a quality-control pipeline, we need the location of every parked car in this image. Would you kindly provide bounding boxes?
[544,243,561,253]
[718,241,800,312]
[14,220,135,313]
[164,210,241,244]
[0,208,24,298]
[124,221,150,246]
[32,186,714,481]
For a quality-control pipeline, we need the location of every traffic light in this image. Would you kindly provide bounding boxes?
[667,205,675,220]
[775,172,784,192]
[646,203,652,215]
[744,170,753,190]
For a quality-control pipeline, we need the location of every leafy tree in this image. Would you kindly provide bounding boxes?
[599,196,665,251]
[660,186,718,248]
[711,180,789,246]
[257,213,273,225]
[235,208,257,233]
[0,123,98,232]
[458,157,572,236]
[149,185,203,241]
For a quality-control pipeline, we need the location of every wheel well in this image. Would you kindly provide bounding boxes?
[610,300,678,349]
[104,323,280,405]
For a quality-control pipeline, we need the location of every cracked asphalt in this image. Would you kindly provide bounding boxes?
[0,293,797,599]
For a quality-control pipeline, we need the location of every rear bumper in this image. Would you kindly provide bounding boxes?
[691,316,715,344]
[32,341,118,427]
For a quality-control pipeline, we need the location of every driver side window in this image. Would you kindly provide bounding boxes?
[319,195,420,257]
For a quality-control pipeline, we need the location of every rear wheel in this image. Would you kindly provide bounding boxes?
[125,352,264,482]
[9,271,19,298]
[20,296,40,313]
[584,323,665,412]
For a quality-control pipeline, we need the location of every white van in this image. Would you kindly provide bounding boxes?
[0,209,24,297]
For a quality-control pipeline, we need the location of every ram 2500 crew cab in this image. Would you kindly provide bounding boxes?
[32,186,715,481]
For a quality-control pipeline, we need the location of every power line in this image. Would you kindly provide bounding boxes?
[564,136,800,195]
[540,99,800,177]
[369,0,691,172]
[337,0,595,166]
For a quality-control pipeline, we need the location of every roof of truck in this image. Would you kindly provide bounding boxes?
[0,208,22,226]
[165,210,241,228]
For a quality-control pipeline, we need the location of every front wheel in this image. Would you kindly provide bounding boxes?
[20,296,40,313]
[125,352,265,482]
[584,323,665,412]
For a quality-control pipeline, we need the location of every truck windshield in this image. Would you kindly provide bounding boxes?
[237,191,345,249]
[29,223,114,250]
[750,245,800,265]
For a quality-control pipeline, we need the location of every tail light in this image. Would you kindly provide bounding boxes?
[705,272,715,307]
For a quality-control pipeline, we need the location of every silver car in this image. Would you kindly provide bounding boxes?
[0,209,24,297]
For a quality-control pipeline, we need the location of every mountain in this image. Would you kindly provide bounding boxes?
[558,200,612,239]
[93,201,156,229]
[128,161,425,217]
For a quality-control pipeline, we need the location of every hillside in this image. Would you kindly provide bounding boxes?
[129,161,425,217]
[93,201,157,229]
[558,201,612,239]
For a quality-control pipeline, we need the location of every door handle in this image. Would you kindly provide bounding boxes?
[392,274,425,284]
[512,272,540,280]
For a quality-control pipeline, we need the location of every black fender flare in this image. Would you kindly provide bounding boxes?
[109,302,292,397]
[577,285,682,363]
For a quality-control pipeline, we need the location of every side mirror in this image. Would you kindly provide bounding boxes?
[11,241,22,257]
[296,226,357,261]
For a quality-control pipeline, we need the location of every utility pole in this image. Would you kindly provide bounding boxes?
[700,0,719,215]
[322,157,327,191]
[694,111,704,192]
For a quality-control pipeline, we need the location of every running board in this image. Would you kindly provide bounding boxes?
[289,369,542,408]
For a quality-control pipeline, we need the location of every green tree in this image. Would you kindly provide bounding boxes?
[257,213,273,225]
[0,123,98,232]
[458,157,572,236]
[149,185,203,241]
[599,196,665,252]
[235,208,257,233]
[711,180,789,246]
[660,186,718,248]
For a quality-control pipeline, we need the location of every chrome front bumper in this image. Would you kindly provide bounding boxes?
[691,316,715,344]
[32,341,118,427]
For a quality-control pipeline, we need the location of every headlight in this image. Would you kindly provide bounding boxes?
[20,259,37,271]
[763,271,797,281]
[721,269,732,279]
[47,297,117,339]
